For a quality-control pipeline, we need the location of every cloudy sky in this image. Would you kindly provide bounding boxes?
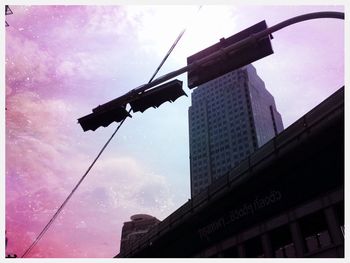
[5,4,344,258]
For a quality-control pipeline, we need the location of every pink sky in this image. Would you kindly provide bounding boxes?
[5,5,344,258]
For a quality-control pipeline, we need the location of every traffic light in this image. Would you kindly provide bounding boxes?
[77,79,186,131]
[78,105,131,132]
[187,20,274,88]
[129,79,187,113]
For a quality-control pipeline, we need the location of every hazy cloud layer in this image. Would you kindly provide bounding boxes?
[5,5,344,258]
[6,5,179,257]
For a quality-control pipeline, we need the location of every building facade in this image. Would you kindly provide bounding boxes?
[116,87,344,258]
[119,214,160,256]
[188,64,283,196]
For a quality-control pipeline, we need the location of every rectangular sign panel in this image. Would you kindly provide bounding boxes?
[187,20,273,89]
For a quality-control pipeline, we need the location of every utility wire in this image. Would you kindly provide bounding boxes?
[21,6,202,258]
[148,5,202,83]
[21,116,128,258]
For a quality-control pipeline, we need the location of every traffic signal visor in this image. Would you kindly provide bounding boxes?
[78,105,131,132]
[129,79,187,113]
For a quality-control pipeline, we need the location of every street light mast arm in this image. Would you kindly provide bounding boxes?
[92,11,344,113]
[260,11,344,37]
[142,11,344,91]
[194,11,345,75]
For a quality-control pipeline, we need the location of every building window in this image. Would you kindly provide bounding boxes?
[244,236,264,257]
[270,225,296,257]
[299,211,333,253]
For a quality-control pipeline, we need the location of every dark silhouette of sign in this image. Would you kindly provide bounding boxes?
[187,20,273,88]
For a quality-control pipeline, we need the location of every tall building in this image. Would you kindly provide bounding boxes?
[188,64,283,196]
[119,214,160,255]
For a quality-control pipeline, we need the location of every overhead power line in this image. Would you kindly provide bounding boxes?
[148,5,202,83]
[21,6,202,258]
[21,116,127,257]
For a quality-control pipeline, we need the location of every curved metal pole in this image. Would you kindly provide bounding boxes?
[261,11,344,37]
[95,11,344,112]
[140,11,344,92]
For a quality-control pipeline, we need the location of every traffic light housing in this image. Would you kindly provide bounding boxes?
[187,20,274,88]
[77,79,187,131]
[129,79,186,113]
[78,105,131,132]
